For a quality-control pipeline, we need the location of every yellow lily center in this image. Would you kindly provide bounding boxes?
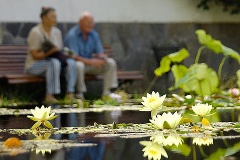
[148,97,156,103]
[150,149,157,155]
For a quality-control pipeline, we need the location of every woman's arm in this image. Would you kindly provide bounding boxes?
[30,47,58,60]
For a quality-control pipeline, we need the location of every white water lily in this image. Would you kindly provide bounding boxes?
[151,134,183,147]
[35,148,51,156]
[33,132,52,140]
[140,141,168,160]
[150,112,182,129]
[193,136,213,146]
[141,92,166,117]
[27,105,57,129]
[192,103,212,117]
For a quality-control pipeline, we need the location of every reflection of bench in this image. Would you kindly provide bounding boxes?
[0,45,143,84]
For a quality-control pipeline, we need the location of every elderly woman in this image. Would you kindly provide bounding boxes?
[25,7,76,103]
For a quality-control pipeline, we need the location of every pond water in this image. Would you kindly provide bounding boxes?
[0,105,240,160]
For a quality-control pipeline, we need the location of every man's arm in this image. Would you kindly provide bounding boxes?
[74,53,106,68]
[64,36,95,65]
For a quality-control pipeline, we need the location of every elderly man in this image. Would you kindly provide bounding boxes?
[64,12,118,99]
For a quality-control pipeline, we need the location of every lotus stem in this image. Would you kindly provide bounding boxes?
[144,76,159,96]
[199,146,207,158]
[198,79,203,97]
[193,144,197,160]
[218,56,228,78]
[220,131,229,147]
[195,46,206,64]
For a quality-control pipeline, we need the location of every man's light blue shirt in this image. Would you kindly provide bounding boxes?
[64,25,104,58]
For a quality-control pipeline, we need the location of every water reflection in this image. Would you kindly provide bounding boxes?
[0,106,240,159]
[65,140,105,160]
[192,135,213,146]
[139,130,240,160]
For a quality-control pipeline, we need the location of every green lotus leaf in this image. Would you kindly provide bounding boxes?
[195,29,212,45]
[207,40,222,53]
[190,64,219,96]
[168,48,189,62]
[195,29,222,53]
[154,48,189,77]
[222,45,240,63]
[173,65,197,92]
[190,63,209,80]
[171,64,191,91]
[174,63,219,96]
[171,64,188,82]
[195,77,216,96]
[154,56,171,77]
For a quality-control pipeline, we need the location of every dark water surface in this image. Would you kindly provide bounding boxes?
[0,106,239,160]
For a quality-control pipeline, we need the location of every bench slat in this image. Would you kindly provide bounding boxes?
[0,45,143,84]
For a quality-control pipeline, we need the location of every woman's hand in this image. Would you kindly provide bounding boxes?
[45,47,58,56]
[30,47,58,60]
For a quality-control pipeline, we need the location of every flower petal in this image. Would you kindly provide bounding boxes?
[31,121,42,130]
[43,121,53,129]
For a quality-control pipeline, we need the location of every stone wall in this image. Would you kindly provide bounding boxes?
[0,22,239,94]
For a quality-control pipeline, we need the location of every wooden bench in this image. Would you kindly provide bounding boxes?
[0,45,143,84]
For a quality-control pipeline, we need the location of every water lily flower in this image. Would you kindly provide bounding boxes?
[151,133,183,147]
[193,136,213,146]
[35,148,51,156]
[140,141,168,160]
[141,91,166,117]
[150,112,182,129]
[27,105,57,129]
[33,132,52,140]
[192,103,212,117]
[229,88,240,98]
[201,117,212,128]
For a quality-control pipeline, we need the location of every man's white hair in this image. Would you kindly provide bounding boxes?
[80,11,93,20]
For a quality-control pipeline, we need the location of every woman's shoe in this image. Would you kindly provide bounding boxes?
[44,96,59,104]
